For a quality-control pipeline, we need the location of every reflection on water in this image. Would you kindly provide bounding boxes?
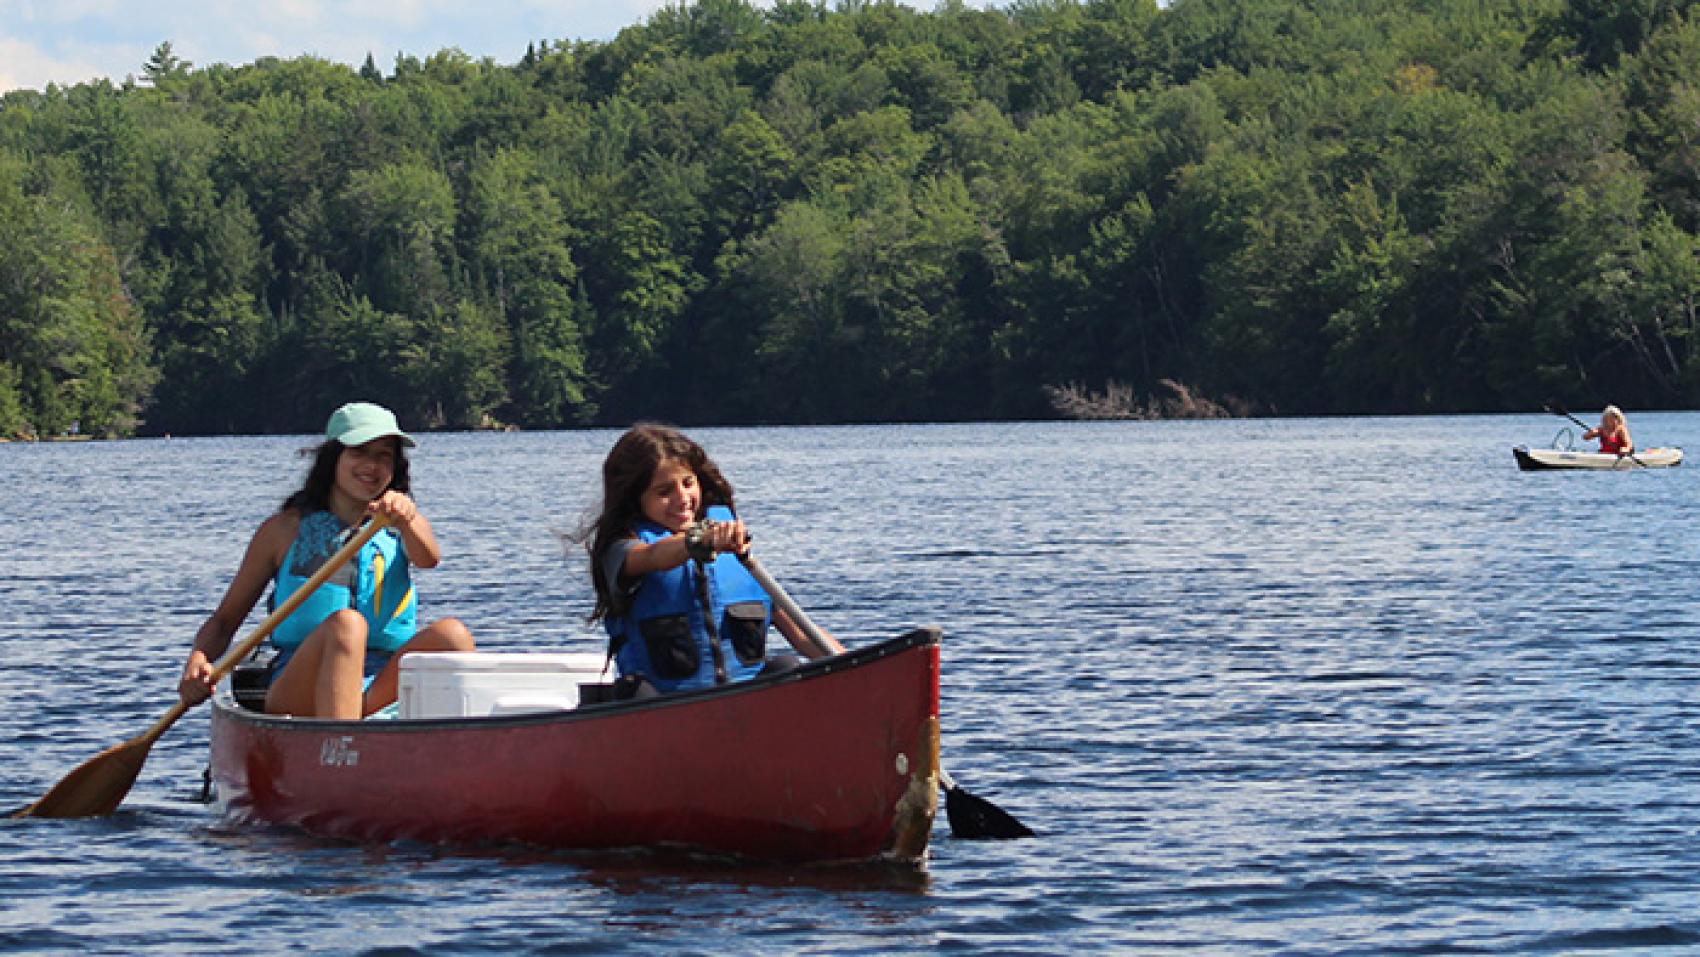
[4,415,1700,953]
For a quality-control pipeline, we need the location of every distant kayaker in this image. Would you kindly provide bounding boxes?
[1583,405,1634,456]
[177,402,474,718]
[582,423,843,700]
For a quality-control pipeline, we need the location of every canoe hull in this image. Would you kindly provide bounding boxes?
[1513,446,1683,470]
[209,629,941,864]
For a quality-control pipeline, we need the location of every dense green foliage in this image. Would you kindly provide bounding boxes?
[3,0,1700,435]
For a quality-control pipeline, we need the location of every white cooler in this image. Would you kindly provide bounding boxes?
[398,652,607,719]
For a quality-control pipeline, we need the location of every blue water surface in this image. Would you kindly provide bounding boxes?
[3,415,1699,954]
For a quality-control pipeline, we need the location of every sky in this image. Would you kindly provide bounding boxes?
[0,0,764,94]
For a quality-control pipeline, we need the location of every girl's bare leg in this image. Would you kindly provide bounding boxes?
[361,617,475,715]
[265,610,369,718]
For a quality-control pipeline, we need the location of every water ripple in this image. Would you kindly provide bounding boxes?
[5,417,1700,952]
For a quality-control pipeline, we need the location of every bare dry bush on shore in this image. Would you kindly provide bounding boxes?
[1045,378,1247,420]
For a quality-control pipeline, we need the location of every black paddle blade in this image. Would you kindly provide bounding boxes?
[945,782,1034,840]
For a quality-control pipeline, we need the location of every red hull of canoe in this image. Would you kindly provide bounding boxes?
[208,629,941,864]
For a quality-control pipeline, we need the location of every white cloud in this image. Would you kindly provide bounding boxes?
[0,0,1001,94]
[345,0,431,29]
[263,0,331,30]
[0,34,141,91]
[6,0,129,28]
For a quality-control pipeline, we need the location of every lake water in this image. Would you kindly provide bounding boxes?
[3,415,1699,954]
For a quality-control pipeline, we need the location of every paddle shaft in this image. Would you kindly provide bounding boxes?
[737,549,1033,838]
[12,515,390,819]
[196,515,392,698]
[1549,406,1591,431]
[1546,404,1645,466]
[737,552,837,659]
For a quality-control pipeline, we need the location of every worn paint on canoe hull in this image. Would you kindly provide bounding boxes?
[209,629,941,864]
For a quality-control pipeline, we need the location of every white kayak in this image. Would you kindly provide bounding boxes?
[1513,446,1684,470]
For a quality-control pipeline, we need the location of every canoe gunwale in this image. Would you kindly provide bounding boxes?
[211,625,941,731]
[207,627,944,863]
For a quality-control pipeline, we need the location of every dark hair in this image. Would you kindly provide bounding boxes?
[281,438,412,514]
[586,422,733,622]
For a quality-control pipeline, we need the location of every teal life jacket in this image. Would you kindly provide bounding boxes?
[270,510,416,653]
[604,505,772,692]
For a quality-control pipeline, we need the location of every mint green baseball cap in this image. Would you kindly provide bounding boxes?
[324,402,416,448]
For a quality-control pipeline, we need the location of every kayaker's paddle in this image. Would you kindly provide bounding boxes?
[1544,403,1646,467]
[11,516,390,820]
[738,551,1035,840]
[1546,403,1589,431]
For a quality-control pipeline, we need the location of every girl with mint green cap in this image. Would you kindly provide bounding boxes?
[177,402,475,718]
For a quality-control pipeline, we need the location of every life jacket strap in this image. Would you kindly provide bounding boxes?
[691,559,729,684]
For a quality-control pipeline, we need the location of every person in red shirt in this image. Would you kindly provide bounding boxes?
[1583,405,1634,456]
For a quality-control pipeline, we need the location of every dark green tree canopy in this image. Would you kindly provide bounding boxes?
[3,0,1700,437]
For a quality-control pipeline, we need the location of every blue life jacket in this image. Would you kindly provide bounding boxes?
[605,505,773,692]
[271,510,417,653]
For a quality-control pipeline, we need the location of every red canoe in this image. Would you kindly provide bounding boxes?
[208,628,941,864]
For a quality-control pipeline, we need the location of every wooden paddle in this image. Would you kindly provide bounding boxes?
[1545,403,1646,467]
[11,516,390,820]
[738,551,1035,840]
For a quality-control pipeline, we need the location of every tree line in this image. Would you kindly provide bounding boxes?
[2,0,1699,438]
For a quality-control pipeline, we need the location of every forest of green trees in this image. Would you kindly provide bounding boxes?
[2,0,1698,437]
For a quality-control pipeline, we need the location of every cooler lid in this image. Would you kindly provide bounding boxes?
[400,651,606,673]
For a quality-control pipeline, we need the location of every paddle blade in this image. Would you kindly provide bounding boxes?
[944,781,1035,840]
[12,735,153,819]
